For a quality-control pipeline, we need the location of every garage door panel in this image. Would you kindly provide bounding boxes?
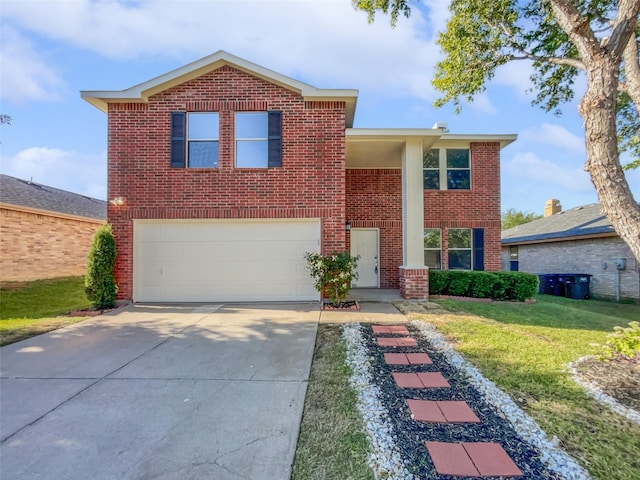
[134,220,320,302]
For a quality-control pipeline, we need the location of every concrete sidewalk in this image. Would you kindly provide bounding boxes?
[1,303,319,480]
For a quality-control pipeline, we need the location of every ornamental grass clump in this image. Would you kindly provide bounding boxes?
[304,251,359,307]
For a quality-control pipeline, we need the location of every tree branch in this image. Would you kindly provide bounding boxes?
[549,0,602,60]
[605,0,640,59]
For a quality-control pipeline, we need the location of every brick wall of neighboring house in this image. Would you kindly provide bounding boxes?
[0,206,103,282]
[107,65,347,300]
[501,237,640,302]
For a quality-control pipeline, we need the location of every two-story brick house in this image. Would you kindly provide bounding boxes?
[82,51,515,303]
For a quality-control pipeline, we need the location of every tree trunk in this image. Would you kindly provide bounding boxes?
[581,59,640,265]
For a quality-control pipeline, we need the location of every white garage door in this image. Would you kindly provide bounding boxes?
[134,219,321,302]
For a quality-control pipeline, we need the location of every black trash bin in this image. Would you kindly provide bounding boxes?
[563,274,592,299]
[546,274,563,296]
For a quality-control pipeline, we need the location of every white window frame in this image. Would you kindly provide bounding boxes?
[423,147,471,190]
[424,228,442,269]
[187,112,219,168]
[235,112,268,168]
[448,228,473,270]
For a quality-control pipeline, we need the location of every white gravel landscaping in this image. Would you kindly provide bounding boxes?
[343,320,594,480]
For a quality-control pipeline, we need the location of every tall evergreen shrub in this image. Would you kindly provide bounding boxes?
[85,224,118,309]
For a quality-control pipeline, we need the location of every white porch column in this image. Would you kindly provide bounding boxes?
[402,137,425,267]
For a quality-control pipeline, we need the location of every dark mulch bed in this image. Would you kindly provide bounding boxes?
[573,357,640,411]
[322,301,359,310]
[362,324,563,480]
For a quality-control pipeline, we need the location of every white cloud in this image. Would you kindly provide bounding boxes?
[504,151,592,193]
[520,123,585,154]
[0,147,107,199]
[493,60,536,100]
[1,0,442,100]
[0,26,66,103]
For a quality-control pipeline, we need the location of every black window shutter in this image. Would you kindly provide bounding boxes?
[171,112,186,168]
[267,110,282,168]
[473,228,484,271]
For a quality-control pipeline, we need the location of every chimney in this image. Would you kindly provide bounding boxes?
[544,199,562,217]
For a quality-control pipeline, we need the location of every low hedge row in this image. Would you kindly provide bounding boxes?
[429,270,538,302]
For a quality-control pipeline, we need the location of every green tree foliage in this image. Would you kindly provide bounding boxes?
[85,224,118,309]
[353,0,640,265]
[502,208,543,230]
[0,114,11,125]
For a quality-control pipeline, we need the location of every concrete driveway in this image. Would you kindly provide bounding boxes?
[0,303,319,480]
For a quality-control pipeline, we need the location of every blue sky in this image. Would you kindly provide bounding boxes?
[1,0,638,216]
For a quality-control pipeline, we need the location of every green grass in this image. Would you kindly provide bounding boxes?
[409,295,640,480]
[0,277,92,346]
[292,324,374,480]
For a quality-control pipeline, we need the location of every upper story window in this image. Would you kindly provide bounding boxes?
[187,113,219,168]
[424,228,442,269]
[170,110,281,169]
[423,148,471,190]
[235,111,283,168]
[236,112,268,168]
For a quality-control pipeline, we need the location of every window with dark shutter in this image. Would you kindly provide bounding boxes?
[170,112,186,168]
[267,110,282,168]
[473,228,484,271]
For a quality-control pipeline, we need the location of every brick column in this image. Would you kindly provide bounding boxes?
[399,266,429,300]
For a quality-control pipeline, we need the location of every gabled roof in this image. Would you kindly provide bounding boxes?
[501,203,617,245]
[81,50,359,127]
[0,174,106,221]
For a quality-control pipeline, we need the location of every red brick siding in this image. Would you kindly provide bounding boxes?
[399,267,429,299]
[0,207,103,282]
[107,66,346,300]
[346,142,501,288]
[425,142,501,271]
[346,169,402,288]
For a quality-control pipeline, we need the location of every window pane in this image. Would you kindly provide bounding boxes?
[188,113,219,140]
[424,250,441,269]
[424,229,441,249]
[236,141,268,168]
[509,246,519,260]
[423,170,440,190]
[447,170,470,189]
[188,141,218,168]
[446,149,469,168]
[236,112,267,138]
[448,250,472,270]
[423,149,439,168]
[448,229,471,248]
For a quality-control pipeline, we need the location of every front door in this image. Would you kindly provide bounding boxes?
[350,228,379,287]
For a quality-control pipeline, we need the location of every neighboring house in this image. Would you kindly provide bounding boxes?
[0,174,106,282]
[502,200,640,303]
[81,51,515,303]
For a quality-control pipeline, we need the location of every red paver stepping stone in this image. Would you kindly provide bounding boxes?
[425,442,523,477]
[384,353,410,365]
[396,337,418,346]
[372,325,409,334]
[406,352,432,364]
[437,401,480,423]
[376,337,417,347]
[417,372,450,388]
[407,400,479,423]
[426,441,479,476]
[464,442,523,477]
[392,372,424,388]
[407,400,447,422]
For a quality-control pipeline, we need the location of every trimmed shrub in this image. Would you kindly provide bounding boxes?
[429,270,538,301]
[85,224,118,309]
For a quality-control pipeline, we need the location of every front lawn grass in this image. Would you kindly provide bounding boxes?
[411,295,640,480]
[0,277,92,346]
[291,324,374,480]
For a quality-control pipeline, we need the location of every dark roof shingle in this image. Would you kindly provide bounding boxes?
[502,203,616,244]
[0,174,106,221]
